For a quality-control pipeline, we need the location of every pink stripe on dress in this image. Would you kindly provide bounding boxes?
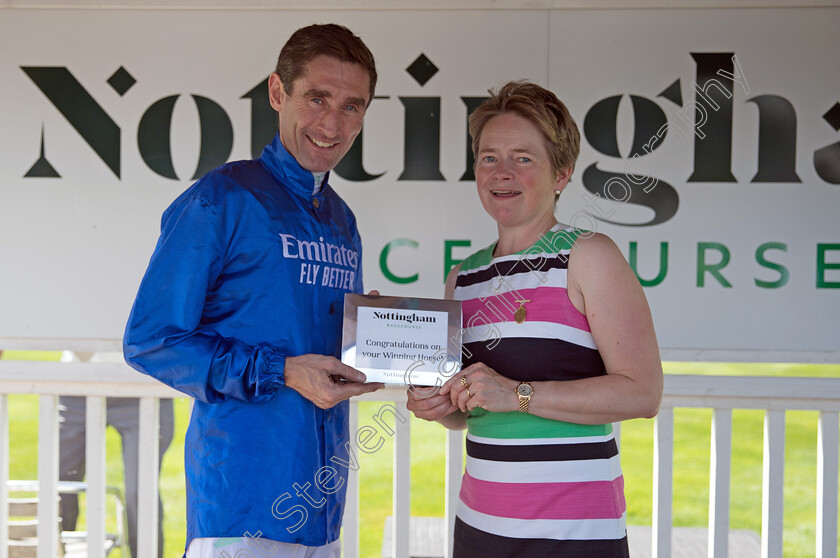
[459,472,626,520]
[461,287,591,332]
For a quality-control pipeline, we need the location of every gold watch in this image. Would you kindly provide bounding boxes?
[516,382,533,413]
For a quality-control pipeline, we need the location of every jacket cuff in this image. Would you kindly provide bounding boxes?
[265,347,286,389]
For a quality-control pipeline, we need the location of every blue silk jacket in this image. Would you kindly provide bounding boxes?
[124,135,363,548]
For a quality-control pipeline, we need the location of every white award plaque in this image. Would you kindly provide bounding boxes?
[341,294,462,386]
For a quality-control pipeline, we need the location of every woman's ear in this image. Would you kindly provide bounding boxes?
[554,166,573,194]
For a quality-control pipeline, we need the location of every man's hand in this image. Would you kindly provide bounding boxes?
[284,354,384,409]
[406,385,459,421]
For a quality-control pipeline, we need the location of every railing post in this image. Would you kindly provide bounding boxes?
[0,394,9,558]
[344,401,360,558]
[391,401,410,558]
[37,395,59,558]
[444,429,464,558]
[761,410,785,558]
[137,397,160,558]
[708,408,732,558]
[653,407,674,558]
[85,396,107,558]
[816,411,839,558]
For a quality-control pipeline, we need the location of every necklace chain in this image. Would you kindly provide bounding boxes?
[491,260,530,324]
[489,222,560,324]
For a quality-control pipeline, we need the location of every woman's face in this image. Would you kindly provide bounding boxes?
[475,112,568,230]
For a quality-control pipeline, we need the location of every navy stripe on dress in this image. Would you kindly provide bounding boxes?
[466,437,619,463]
[455,255,569,288]
[463,337,606,382]
[453,517,630,558]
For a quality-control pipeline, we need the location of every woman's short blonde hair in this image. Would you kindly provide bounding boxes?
[469,80,580,177]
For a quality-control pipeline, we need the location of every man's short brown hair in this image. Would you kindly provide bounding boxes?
[275,23,377,105]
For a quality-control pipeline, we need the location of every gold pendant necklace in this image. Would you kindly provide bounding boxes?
[492,261,530,325]
[490,222,559,325]
[514,298,531,324]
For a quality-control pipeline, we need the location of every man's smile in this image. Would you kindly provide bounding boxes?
[308,136,337,149]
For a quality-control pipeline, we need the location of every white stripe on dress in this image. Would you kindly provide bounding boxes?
[454,265,570,301]
[465,454,624,484]
[457,502,627,541]
[462,320,597,349]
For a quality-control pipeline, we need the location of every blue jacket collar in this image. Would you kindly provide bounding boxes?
[260,134,329,197]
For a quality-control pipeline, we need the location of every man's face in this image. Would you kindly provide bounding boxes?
[269,55,371,173]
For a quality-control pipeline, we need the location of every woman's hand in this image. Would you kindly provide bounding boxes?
[442,362,519,413]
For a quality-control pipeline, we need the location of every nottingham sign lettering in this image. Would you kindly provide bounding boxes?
[20,65,485,183]
[581,52,840,228]
[21,52,840,217]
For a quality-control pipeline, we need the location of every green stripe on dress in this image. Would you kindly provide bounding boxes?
[458,226,584,273]
[467,408,613,439]
[533,227,582,253]
[459,244,496,272]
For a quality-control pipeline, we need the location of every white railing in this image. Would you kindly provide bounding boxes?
[1,354,839,558]
[0,357,179,558]
[654,374,840,558]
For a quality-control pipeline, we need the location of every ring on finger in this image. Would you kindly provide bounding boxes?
[466,388,471,397]
[460,376,469,388]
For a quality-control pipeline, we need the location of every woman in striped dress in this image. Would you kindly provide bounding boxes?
[407,81,663,557]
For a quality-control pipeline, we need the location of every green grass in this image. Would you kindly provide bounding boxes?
[3,354,839,557]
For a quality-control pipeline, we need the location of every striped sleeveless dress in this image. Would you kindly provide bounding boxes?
[452,224,629,557]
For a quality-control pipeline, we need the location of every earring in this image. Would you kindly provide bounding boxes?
[554,190,561,195]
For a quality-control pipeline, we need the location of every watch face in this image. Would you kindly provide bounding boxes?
[517,383,533,397]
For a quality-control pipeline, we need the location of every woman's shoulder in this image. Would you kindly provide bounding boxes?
[569,229,621,258]
[568,229,632,286]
